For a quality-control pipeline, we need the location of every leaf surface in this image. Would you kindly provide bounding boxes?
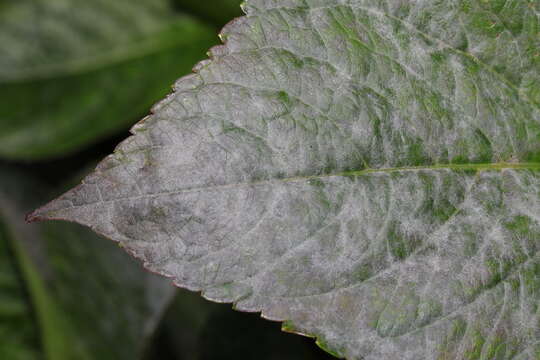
[0,0,216,160]
[31,1,540,359]
[1,167,174,360]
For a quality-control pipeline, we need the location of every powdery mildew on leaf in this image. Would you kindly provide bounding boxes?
[30,0,540,359]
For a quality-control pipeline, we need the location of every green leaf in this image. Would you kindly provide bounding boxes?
[0,0,217,160]
[1,167,174,360]
[31,0,540,359]
[0,221,40,360]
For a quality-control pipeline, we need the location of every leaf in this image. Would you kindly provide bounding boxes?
[30,1,540,359]
[0,0,217,160]
[0,221,40,360]
[0,167,175,360]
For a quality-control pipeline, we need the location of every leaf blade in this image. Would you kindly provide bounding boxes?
[32,1,540,359]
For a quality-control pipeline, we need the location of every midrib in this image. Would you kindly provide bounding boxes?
[27,162,540,220]
[138,161,540,190]
[278,161,540,183]
[333,162,540,178]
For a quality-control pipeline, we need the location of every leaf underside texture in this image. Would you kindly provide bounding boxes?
[31,1,540,359]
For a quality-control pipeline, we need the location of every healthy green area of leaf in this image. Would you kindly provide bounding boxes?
[0,167,174,360]
[0,0,217,160]
[32,0,540,359]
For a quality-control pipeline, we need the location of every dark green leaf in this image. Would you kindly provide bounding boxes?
[0,220,40,360]
[0,0,217,160]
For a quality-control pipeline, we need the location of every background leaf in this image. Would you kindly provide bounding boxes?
[0,0,217,160]
[0,220,40,360]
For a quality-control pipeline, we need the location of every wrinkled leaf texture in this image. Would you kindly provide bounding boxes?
[31,0,540,359]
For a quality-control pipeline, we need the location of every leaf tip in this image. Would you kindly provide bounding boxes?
[25,205,52,223]
[25,211,42,223]
[25,198,65,224]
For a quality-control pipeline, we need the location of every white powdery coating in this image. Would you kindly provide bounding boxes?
[33,0,540,359]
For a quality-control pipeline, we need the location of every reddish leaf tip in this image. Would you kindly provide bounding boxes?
[25,208,47,223]
[25,212,40,223]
